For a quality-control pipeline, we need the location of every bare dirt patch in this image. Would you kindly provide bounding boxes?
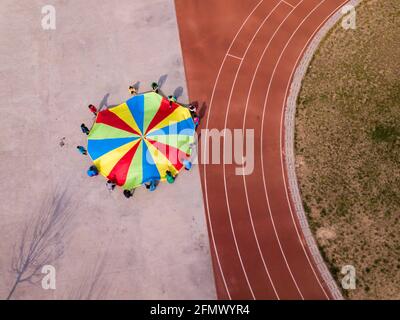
[295,0,400,299]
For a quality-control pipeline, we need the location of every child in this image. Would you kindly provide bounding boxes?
[81,123,90,135]
[168,95,177,108]
[87,165,99,177]
[188,142,196,154]
[166,170,175,184]
[193,116,200,129]
[151,82,159,93]
[189,104,197,117]
[88,104,97,116]
[106,180,116,191]
[189,104,197,113]
[149,180,157,191]
[168,95,177,103]
[123,189,134,198]
[144,179,157,191]
[129,86,137,95]
[182,159,192,171]
[76,146,87,155]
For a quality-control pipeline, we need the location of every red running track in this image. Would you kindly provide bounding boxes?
[175,0,348,299]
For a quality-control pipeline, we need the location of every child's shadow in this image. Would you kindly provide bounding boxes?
[98,93,119,111]
[173,86,184,100]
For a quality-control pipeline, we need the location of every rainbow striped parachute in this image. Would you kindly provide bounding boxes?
[87,92,195,189]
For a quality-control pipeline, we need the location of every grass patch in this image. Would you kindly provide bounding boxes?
[371,124,399,143]
[295,0,400,299]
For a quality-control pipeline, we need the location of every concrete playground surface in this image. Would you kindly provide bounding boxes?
[0,0,216,299]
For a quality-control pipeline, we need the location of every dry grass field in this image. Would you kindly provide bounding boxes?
[295,0,400,299]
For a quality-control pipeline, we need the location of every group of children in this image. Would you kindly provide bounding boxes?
[189,104,200,129]
[131,81,200,129]
[79,104,97,137]
[83,158,192,199]
[77,82,197,199]
[100,163,190,199]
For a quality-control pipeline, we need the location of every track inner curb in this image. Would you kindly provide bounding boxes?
[284,0,361,300]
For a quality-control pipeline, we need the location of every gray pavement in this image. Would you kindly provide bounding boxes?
[0,0,216,299]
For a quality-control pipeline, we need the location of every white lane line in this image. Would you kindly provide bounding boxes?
[281,0,296,8]
[242,0,305,300]
[278,0,350,299]
[222,1,285,300]
[203,0,265,300]
[260,0,337,299]
[227,53,243,60]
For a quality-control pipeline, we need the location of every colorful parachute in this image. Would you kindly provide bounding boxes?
[87,92,195,189]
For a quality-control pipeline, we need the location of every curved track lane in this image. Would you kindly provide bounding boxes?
[175,0,348,299]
